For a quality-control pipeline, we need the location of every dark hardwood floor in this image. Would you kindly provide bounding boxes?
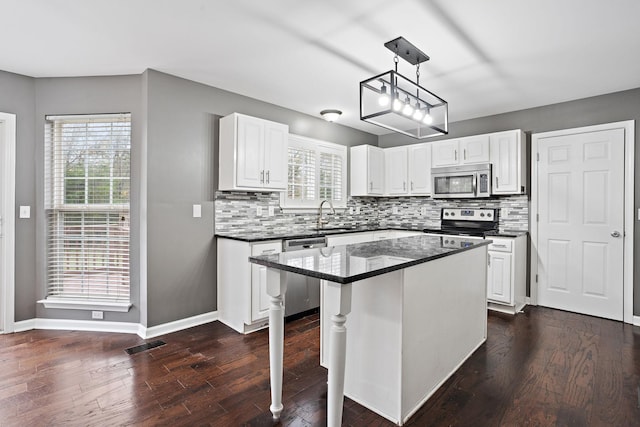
[0,307,639,426]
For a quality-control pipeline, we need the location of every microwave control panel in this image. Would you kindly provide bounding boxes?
[479,173,489,193]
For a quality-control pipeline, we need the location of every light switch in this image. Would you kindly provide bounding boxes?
[355,206,361,214]
[19,206,30,219]
[192,204,202,218]
[392,206,399,215]
[256,206,263,217]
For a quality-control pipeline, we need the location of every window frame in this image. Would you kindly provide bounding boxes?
[39,113,132,312]
[281,134,348,211]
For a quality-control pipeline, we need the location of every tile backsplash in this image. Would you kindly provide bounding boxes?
[215,192,529,234]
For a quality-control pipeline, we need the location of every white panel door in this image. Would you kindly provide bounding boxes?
[408,144,431,195]
[236,115,265,188]
[262,123,288,190]
[385,147,408,195]
[537,128,625,320]
[487,252,512,304]
[0,121,4,332]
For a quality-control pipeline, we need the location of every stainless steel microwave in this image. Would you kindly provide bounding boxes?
[431,163,491,198]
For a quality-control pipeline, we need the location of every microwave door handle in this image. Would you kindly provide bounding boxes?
[472,174,478,196]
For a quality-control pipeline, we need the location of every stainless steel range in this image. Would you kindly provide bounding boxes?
[424,208,499,247]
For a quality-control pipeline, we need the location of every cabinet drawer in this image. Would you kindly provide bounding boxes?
[487,239,512,252]
[251,241,282,256]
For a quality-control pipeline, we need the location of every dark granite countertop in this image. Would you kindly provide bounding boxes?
[249,235,491,284]
[215,226,425,242]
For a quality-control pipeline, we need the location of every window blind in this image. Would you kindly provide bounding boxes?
[283,134,347,209]
[44,114,131,302]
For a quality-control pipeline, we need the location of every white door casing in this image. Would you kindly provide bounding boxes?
[0,112,16,333]
[531,121,634,323]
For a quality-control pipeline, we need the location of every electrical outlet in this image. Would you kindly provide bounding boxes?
[349,207,354,215]
[192,204,201,218]
[392,206,399,215]
[256,206,263,217]
[355,206,361,214]
[268,206,275,216]
[420,206,427,216]
[91,311,103,320]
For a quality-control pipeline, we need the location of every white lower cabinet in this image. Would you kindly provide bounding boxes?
[217,238,282,333]
[487,235,526,314]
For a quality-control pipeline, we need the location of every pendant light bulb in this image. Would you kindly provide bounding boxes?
[422,112,433,125]
[392,93,403,112]
[412,102,424,121]
[402,96,414,116]
[378,84,390,106]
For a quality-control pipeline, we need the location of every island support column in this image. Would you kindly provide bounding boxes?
[324,281,352,427]
[266,268,287,420]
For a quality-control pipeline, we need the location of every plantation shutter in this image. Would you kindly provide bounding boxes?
[287,144,316,207]
[44,113,131,302]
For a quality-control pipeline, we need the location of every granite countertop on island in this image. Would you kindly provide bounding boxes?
[249,234,491,284]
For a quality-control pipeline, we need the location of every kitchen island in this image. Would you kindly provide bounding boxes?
[249,234,490,426]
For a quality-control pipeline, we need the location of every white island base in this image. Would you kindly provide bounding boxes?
[320,248,488,425]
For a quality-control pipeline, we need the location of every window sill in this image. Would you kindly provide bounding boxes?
[37,299,132,312]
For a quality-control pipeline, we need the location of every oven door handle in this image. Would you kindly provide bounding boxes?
[472,174,478,196]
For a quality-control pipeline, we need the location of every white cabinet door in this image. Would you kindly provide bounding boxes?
[431,140,460,167]
[368,146,385,195]
[460,135,490,164]
[251,241,282,321]
[385,147,408,195]
[487,251,512,304]
[408,143,431,195]
[490,131,521,194]
[262,122,288,190]
[327,232,375,246]
[236,115,265,188]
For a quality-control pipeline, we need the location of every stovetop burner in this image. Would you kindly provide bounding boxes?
[423,208,499,237]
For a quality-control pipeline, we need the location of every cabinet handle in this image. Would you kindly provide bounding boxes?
[492,244,508,248]
[411,181,414,191]
[454,150,458,161]
[464,149,467,160]
[370,181,373,191]
[266,170,270,184]
[403,181,406,191]
[260,170,265,183]
[488,254,491,266]
[261,249,276,254]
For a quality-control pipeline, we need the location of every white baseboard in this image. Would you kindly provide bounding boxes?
[141,311,218,339]
[12,311,219,339]
[633,315,640,327]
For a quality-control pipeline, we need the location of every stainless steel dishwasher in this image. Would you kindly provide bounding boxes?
[282,236,327,317]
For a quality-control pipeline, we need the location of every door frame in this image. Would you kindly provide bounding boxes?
[530,120,635,324]
[0,112,16,333]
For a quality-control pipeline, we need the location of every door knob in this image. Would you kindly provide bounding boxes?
[611,230,621,237]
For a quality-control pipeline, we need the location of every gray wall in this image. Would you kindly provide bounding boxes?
[144,70,376,327]
[0,70,36,321]
[33,75,144,323]
[379,87,640,315]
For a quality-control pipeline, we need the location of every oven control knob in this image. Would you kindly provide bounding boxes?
[450,212,455,216]
[487,213,492,217]
[480,213,485,217]
[444,212,449,216]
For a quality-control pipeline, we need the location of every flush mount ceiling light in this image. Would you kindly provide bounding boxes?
[360,37,448,139]
[320,109,342,122]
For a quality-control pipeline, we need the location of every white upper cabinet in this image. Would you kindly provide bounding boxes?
[408,143,432,195]
[219,113,288,191]
[489,130,525,194]
[431,139,460,167]
[385,147,409,195]
[350,145,384,196]
[432,135,489,167]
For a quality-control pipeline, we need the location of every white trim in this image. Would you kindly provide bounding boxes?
[13,311,219,338]
[37,298,132,312]
[0,113,16,334]
[530,120,635,323]
[634,316,640,327]
[140,311,218,339]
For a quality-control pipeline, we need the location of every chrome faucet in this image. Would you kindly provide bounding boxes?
[317,199,336,229]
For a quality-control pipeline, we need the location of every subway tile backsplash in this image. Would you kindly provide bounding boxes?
[215,192,529,234]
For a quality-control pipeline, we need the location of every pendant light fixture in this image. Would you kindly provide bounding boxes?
[360,37,448,139]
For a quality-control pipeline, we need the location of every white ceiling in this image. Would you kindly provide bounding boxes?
[3,0,640,135]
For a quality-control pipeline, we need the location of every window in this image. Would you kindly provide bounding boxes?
[282,134,347,209]
[44,113,131,306]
